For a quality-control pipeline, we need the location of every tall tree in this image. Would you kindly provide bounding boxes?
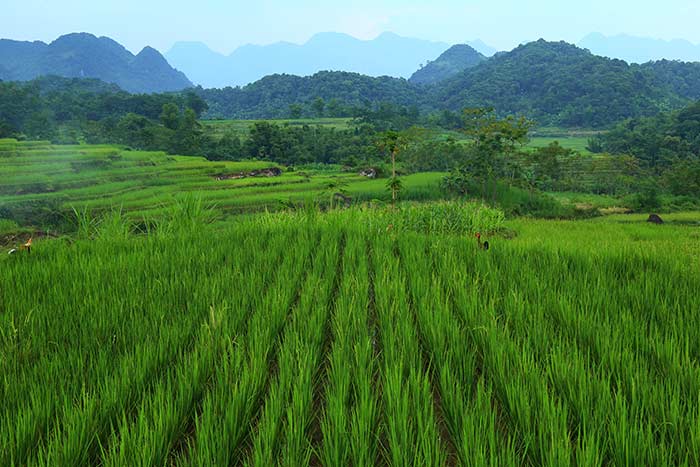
[377,130,408,207]
[288,103,303,119]
[160,103,180,130]
[311,97,325,118]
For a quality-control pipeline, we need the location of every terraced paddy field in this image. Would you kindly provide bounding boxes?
[1,205,699,465]
[0,139,443,226]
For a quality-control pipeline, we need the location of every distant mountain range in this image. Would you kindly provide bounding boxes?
[0,33,192,93]
[4,31,700,129]
[166,32,496,88]
[409,45,486,85]
[579,33,700,64]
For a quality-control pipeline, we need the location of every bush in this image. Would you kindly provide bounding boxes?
[633,179,661,211]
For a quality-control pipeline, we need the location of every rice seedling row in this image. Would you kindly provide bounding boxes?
[242,231,340,466]
[371,234,447,466]
[319,231,381,467]
[181,228,321,466]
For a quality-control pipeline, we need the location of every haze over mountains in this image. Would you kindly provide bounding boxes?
[0,33,192,93]
[579,33,700,64]
[165,32,496,88]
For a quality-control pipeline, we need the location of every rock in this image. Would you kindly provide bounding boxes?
[215,167,282,181]
[647,214,664,224]
[360,168,377,179]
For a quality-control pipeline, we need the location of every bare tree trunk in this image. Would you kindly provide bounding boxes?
[391,149,397,208]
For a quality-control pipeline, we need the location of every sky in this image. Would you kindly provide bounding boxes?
[4,0,700,54]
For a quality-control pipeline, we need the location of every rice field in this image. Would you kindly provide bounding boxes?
[1,204,699,466]
[527,136,592,154]
[0,139,444,224]
[202,118,354,139]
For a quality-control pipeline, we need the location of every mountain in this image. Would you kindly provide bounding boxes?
[579,33,700,64]
[0,33,192,93]
[431,39,696,127]
[166,32,452,88]
[409,44,486,85]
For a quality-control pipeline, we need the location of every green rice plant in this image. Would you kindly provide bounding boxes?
[1,191,699,465]
[182,228,317,466]
[320,234,370,466]
[397,235,520,466]
[371,235,447,466]
[97,206,133,240]
[71,205,99,238]
[245,233,339,466]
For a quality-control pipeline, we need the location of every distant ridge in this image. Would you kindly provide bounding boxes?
[409,44,486,85]
[0,33,192,93]
[579,32,700,64]
[166,32,462,88]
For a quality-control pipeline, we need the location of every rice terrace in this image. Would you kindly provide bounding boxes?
[3,1,700,466]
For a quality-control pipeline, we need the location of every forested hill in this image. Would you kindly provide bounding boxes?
[0,33,192,93]
[196,71,423,119]
[409,44,486,85]
[0,76,207,140]
[197,40,700,128]
[431,40,694,127]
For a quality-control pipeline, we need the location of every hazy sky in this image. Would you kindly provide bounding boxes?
[4,0,700,54]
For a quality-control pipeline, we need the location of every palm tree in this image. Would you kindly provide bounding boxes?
[377,131,407,208]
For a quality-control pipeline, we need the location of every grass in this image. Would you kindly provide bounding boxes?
[1,204,699,465]
[527,136,592,154]
[202,118,354,139]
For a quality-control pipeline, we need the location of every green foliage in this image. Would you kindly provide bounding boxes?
[0,76,208,146]
[159,103,180,130]
[311,97,325,117]
[195,71,422,120]
[633,179,662,211]
[443,108,534,201]
[524,142,570,190]
[288,103,303,119]
[663,158,700,196]
[385,176,403,205]
[400,136,469,172]
[433,40,694,128]
[242,121,377,166]
[593,100,700,170]
[0,140,453,229]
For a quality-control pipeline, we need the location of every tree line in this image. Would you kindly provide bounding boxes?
[588,101,700,197]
